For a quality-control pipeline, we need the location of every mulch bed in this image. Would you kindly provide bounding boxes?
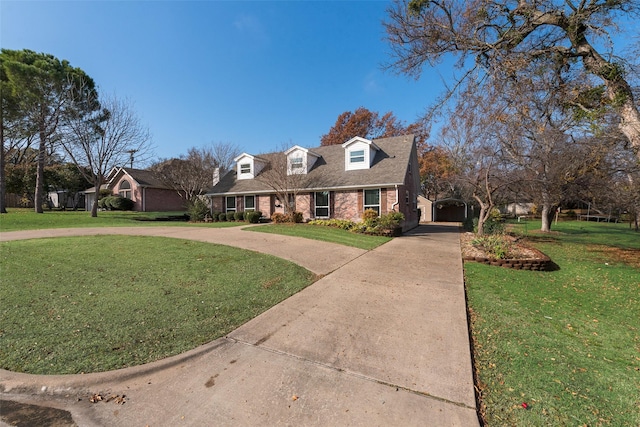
[460,232,556,271]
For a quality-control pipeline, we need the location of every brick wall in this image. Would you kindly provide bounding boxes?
[142,188,186,212]
[333,190,360,222]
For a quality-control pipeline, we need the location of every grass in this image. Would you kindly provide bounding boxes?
[0,235,316,375]
[246,223,391,250]
[0,208,242,232]
[466,220,640,426]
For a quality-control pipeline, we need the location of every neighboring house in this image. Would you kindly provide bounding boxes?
[83,167,186,212]
[47,190,85,210]
[206,135,421,232]
[501,202,535,217]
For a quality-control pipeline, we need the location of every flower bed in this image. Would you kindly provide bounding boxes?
[460,232,555,271]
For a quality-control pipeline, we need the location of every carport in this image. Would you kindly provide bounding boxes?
[433,198,468,222]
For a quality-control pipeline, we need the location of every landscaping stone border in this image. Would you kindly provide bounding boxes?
[462,246,555,271]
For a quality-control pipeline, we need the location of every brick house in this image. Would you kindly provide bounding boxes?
[206,135,421,232]
[84,167,186,212]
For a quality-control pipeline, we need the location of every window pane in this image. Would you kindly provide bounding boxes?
[350,150,365,163]
[315,191,329,206]
[290,157,303,169]
[245,195,255,210]
[240,164,251,174]
[316,207,329,217]
[226,196,236,212]
[364,189,379,205]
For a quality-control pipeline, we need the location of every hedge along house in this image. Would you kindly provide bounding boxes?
[83,167,186,212]
[206,135,421,232]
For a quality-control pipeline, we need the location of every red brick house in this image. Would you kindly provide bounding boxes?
[84,167,186,212]
[206,135,420,231]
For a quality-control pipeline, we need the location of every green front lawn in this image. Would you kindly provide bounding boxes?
[467,221,639,426]
[0,235,316,374]
[0,208,241,232]
[247,223,391,250]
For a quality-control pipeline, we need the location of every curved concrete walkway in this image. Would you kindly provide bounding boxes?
[0,224,479,426]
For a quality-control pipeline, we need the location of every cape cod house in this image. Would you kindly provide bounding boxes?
[206,135,421,231]
[84,167,185,212]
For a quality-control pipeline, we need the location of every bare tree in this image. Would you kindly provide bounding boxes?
[385,0,640,159]
[256,143,311,217]
[150,142,241,204]
[61,93,152,217]
[438,95,511,235]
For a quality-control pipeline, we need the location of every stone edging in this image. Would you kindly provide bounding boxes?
[462,247,555,271]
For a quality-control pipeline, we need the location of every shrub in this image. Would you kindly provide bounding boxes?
[271,213,287,223]
[378,212,404,231]
[291,211,303,223]
[246,211,262,223]
[234,211,245,221]
[308,219,356,230]
[186,198,210,222]
[109,196,135,211]
[211,212,221,222]
[100,196,115,210]
[362,209,379,226]
[98,189,113,199]
[218,212,228,221]
[471,234,512,259]
[483,209,505,234]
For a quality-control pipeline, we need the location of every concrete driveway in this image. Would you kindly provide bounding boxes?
[0,224,479,426]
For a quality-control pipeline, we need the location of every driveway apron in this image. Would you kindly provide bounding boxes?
[0,224,479,426]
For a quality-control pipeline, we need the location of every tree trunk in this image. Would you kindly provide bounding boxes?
[575,34,640,159]
[0,112,6,214]
[91,189,99,218]
[34,133,46,214]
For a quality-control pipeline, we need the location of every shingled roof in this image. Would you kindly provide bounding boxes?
[206,134,416,196]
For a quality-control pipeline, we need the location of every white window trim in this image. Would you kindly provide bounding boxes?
[244,195,256,211]
[350,149,365,164]
[364,188,381,215]
[314,191,330,218]
[226,196,236,213]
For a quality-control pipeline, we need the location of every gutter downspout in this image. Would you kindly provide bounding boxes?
[392,185,399,212]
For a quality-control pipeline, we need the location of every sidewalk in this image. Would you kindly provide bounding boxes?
[0,224,479,426]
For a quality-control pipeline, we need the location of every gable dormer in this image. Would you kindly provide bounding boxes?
[234,153,267,180]
[342,136,380,171]
[284,145,321,175]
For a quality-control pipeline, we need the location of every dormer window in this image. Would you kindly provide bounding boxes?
[234,153,267,180]
[350,150,365,164]
[290,157,304,170]
[284,145,320,175]
[342,136,380,171]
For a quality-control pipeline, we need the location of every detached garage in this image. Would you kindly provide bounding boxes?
[433,198,468,222]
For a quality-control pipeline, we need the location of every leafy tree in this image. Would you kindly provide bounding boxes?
[46,163,92,210]
[385,0,640,159]
[0,49,98,213]
[61,93,152,217]
[419,145,456,200]
[320,107,414,146]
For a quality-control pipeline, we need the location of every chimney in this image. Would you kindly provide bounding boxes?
[212,167,220,186]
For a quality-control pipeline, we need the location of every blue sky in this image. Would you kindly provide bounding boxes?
[1,0,447,162]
